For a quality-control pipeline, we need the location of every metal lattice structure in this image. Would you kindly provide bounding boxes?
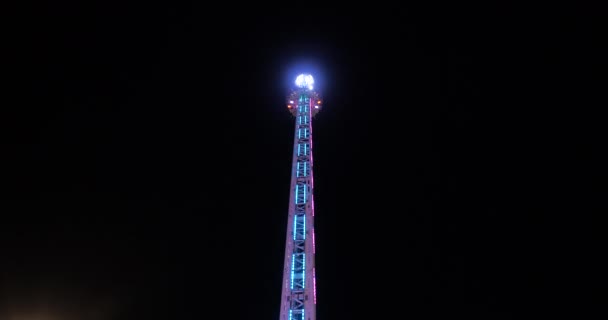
[279,74,322,320]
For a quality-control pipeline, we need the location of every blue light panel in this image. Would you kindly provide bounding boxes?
[289,310,304,320]
[297,162,308,177]
[298,127,309,139]
[295,183,307,204]
[297,143,309,156]
[294,215,305,240]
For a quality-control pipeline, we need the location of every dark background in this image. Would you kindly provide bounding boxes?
[3,2,606,319]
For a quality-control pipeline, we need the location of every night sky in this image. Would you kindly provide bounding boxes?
[4,3,606,319]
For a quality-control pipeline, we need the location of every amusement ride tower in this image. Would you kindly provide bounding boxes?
[278,74,322,320]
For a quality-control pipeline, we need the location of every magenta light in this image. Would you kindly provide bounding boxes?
[313,267,317,304]
[309,97,315,218]
[312,228,316,254]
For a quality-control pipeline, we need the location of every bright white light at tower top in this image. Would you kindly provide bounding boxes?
[295,74,314,90]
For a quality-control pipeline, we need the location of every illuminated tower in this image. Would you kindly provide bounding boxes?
[279,74,322,320]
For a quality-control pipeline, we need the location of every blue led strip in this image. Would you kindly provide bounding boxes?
[293,215,297,240]
[297,143,309,156]
[288,253,305,290]
[291,254,295,289]
[299,114,308,125]
[290,310,305,320]
[302,253,305,288]
[294,215,305,240]
[296,162,308,177]
[295,183,307,204]
[290,310,304,320]
[298,115,308,125]
[303,215,306,239]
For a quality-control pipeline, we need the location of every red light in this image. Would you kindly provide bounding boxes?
[317,100,322,103]
[287,105,292,108]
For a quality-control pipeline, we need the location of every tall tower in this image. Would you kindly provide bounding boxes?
[279,74,322,320]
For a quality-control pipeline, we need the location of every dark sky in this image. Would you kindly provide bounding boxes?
[3,2,606,319]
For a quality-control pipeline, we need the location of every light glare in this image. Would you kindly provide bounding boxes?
[295,74,314,89]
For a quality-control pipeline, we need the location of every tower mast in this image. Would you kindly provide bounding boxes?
[279,74,322,320]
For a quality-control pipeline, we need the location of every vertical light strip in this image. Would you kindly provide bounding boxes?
[302,253,306,288]
[295,184,299,204]
[303,215,306,239]
[313,267,317,304]
[290,254,295,289]
[311,94,317,306]
[312,228,315,253]
[293,215,297,240]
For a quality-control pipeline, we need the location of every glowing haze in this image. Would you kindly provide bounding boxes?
[295,74,314,90]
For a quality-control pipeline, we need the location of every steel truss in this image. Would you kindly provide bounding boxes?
[279,90,321,320]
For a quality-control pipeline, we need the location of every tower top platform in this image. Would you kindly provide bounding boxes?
[286,90,322,117]
[286,74,322,117]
